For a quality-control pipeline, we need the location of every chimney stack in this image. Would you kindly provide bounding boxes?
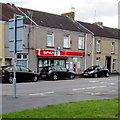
[94,22,103,26]
[61,12,75,20]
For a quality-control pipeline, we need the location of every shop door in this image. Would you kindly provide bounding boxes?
[106,56,111,72]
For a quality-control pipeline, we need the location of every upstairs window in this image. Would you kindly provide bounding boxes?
[78,36,84,49]
[47,32,54,47]
[111,42,115,54]
[96,40,101,52]
[64,34,70,48]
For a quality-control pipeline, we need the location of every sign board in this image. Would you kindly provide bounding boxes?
[9,14,23,53]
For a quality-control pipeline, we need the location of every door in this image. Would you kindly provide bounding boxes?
[105,56,111,72]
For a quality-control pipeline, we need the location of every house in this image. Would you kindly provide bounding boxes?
[78,21,120,73]
[1,3,93,74]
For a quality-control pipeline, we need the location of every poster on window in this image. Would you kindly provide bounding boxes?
[38,60,42,67]
[70,62,73,69]
[77,62,80,68]
[44,60,48,66]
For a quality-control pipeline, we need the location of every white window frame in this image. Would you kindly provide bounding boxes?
[96,57,100,65]
[96,40,101,52]
[63,34,70,48]
[47,32,54,47]
[16,53,28,67]
[111,42,115,54]
[78,36,84,49]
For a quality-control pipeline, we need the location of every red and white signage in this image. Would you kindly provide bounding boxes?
[36,49,84,57]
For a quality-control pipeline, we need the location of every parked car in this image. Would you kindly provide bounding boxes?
[2,65,39,83]
[83,66,110,78]
[39,66,75,80]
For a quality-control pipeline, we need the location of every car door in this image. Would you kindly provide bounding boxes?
[60,67,68,78]
[20,66,31,81]
[97,66,103,77]
[15,66,22,82]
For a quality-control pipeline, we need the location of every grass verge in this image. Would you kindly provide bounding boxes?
[2,98,119,119]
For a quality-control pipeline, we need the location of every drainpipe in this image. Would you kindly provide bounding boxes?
[92,35,95,66]
[85,34,87,70]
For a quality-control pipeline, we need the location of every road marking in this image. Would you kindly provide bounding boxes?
[29,91,54,96]
[72,86,107,91]
[89,81,97,83]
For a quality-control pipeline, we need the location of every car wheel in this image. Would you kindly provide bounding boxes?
[53,74,58,80]
[105,73,109,77]
[94,73,98,78]
[69,74,75,79]
[33,76,38,82]
[8,77,13,83]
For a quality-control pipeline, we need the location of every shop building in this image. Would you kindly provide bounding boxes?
[1,3,93,74]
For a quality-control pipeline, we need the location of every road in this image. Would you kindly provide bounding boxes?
[1,75,118,114]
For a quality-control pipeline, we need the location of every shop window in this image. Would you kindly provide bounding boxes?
[47,32,54,47]
[64,34,70,48]
[96,40,101,53]
[16,53,28,67]
[78,36,84,49]
[111,42,115,54]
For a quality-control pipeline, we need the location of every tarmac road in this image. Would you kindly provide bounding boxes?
[1,75,118,114]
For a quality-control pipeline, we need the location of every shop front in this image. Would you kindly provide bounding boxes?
[36,49,84,73]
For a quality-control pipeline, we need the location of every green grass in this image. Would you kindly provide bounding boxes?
[2,98,119,118]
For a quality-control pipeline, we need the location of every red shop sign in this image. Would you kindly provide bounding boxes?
[36,49,83,57]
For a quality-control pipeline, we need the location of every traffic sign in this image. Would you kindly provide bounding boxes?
[9,14,23,53]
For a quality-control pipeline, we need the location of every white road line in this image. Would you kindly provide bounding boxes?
[72,86,107,91]
[89,81,97,83]
[29,91,54,96]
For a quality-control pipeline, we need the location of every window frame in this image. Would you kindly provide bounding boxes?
[47,32,54,47]
[78,36,84,49]
[111,42,115,54]
[96,40,101,53]
[16,53,28,67]
[63,34,70,48]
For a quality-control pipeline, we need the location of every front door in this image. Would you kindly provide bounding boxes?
[105,56,111,72]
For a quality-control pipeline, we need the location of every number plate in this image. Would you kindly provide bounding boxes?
[42,75,46,77]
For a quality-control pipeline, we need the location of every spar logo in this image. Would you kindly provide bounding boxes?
[43,50,55,55]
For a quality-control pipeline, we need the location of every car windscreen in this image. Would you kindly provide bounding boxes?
[41,67,52,72]
[87,66,98,70]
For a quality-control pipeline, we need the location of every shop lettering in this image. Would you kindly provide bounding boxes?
[43,51,55,55]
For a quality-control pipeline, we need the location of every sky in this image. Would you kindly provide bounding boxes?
[0,0,119,28]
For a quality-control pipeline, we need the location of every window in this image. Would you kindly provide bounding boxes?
[96,57,100,65]
[16,53,28,67]
[64,34,70,48]
[47,32,54,47]
[78,36,84,49]
[111,42,115,54]
[96,40,101,52]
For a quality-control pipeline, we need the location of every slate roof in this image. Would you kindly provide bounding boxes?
[78,21,120,39]
[1,3,89,33]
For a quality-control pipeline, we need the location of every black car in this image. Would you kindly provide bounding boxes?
[2,66,39,83]
[83,66,110,78]
[39,66,75,80]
